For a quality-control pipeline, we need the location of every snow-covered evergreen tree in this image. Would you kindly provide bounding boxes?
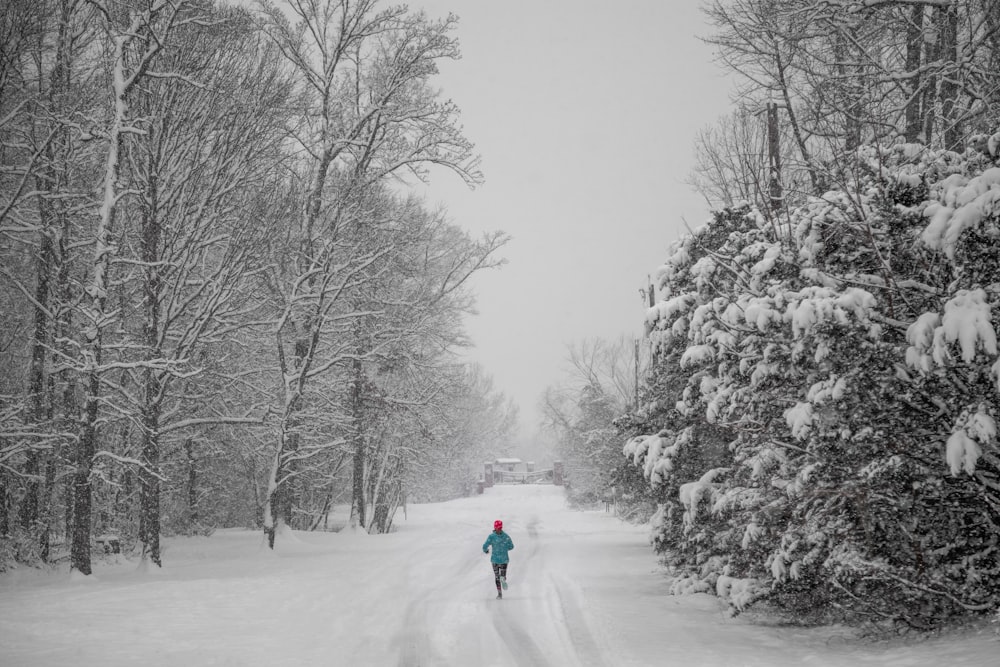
[631,137,1000,628]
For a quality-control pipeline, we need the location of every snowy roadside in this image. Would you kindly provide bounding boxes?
[0,485,995,666]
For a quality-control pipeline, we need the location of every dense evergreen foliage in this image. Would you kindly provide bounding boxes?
[601,0,1000,631]
[628,140,1000,628]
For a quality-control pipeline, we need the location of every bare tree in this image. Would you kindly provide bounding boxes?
[702,0,1000,209]
[542,337,650,502]
[688,107,771,212]
[345,200,508,532]
[113,6,294,566]
[703,0,823,195]
[405,363,517,503]
[0,0,98,562]
[69,0,200,576]
[0,0,508,568]
[256,0,485,545]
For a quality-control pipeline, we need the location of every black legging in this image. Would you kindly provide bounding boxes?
[492,562,508,590]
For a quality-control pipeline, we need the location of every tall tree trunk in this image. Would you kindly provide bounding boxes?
[309,492,332,531]
[368,448,403,534]
[922,8,942,146]
[264,402,288,547]
[63,448,73,544]
[0,473,9,537]
[23,0,76,556]
[70,0,175,573]
[272,430,298,532]
[21,226,51,533]
[54,83,79,547]
[350,357,366,530]
[774,50,820,193]
[938,4,962,150]
[904,5,925,142]
[185,438,198,524]
[72,22,132,575]
[834,30,862,154]
[56,236,77,549]
[264,336,306,547]
[39,454,57,562]
[138,400,162,566]
[70,369,99,575]
[137,127,163,567]
[986,0,1000,84]
[35,0,73,554]
[264,376,302,547]
[263,446,281,548]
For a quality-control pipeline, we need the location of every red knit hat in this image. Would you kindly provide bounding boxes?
[493,520,503,531]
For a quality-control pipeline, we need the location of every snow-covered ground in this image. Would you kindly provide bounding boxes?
[0,484,995,666]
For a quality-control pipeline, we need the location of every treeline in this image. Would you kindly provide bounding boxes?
[540,338,654,515]
[620,0,1000,630]
[0,0,514,575]
[691,0,1000,210]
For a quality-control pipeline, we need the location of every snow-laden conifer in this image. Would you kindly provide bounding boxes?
[631,136,1000,628]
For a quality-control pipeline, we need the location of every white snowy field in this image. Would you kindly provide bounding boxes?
[0,485,995,666]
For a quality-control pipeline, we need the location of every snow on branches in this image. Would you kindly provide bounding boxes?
[945,406,996,476]
[923,168,1000,260]
[623,428,693,488]
[906,289,998,370]
[628,135,1000,624]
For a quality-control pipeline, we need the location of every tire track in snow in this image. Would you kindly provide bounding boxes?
[395,553,452,666]
[526,515,540,538]
[496,510,609,666]
[491,604,553,666]
[395,538,483,666]
[485,511,559,666]
[399,494,571,665]
[550,573,611,667]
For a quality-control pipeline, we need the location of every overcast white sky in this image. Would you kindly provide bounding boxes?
[406,1,734,433]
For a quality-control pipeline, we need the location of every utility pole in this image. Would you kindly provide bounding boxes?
[643,273,659,368]
[634,338,640,413]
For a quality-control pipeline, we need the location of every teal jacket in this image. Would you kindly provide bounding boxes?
[483,530,514,564]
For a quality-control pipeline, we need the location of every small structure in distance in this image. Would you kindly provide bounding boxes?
[480,458,561,490]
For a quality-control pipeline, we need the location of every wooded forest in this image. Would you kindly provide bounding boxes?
[0,0,515,575]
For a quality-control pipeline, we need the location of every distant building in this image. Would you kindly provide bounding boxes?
[494,458,526,473]
[480,458,558,488]
[489,458,539,484]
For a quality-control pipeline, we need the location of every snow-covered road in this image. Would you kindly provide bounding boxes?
[0,484,994,666]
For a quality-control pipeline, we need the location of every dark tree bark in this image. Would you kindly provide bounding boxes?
[0,475,10,537]
[137,396,162,565]
[903,4,925,142]
[21,226,51,532]
[921,7,942,145]
[834,29,862,154]
[22,0,77,557]
[39,454,56,561]
[938,4,962,150]
[774,49,820,193]
[350,356,367,530]
[72,0,171,575]
[185,439,198,524]
[70,369,98,574]
[137,116,163,567]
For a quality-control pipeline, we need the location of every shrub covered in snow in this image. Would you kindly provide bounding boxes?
[630,140,1000,629]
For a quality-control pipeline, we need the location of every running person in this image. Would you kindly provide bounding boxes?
[482,519,514,599]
